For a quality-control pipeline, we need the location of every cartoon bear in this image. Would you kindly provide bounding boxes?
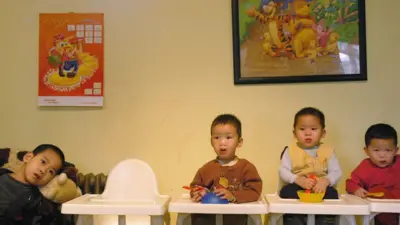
[289,0,317,58]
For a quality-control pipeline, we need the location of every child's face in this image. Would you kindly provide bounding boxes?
[293,115,326,149]
[211,123,243,162]
[365,138,398,167]
[23,149,62,186]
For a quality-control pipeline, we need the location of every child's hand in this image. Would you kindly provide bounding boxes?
[214,188,235,202]
[313,178,330,193]
[354,188,368,198]
[191,189,207,202]
[295,176,316,190]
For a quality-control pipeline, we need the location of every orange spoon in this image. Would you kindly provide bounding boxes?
[366,192,384,197]
[182,185,206,191]
[305,174,317,194]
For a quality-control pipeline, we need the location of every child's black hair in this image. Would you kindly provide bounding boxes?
[294,107,325,128]
[365,123,398,146]
[211,114,242,138]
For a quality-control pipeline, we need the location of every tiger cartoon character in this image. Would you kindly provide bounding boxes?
[246,2,294,59]
[262,0,279,19]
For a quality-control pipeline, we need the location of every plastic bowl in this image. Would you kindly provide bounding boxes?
[297,190,325,203]
[201,192,229,204]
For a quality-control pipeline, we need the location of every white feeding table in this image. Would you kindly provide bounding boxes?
[363,198,400,225]
[265,194,370,225]
[169,194,267,225]
[62,159,171,225]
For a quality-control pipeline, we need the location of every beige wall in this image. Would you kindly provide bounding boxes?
[0,0,399,217]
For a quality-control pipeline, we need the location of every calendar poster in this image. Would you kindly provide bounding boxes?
[38,13,104,106]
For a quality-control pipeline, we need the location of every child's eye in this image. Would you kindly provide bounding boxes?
[49,170,55,175]
[227,136,232,139]
[41,159,46,164]
[214,136,220,139]
[300,128,305,131]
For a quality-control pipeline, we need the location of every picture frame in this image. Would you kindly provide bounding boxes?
[232,0,367,85]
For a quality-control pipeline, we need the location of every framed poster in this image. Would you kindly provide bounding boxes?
[232,0,367,84]
[38,13,104,106]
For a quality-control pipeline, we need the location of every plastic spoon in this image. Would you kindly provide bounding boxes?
[366,192,384,197]
[182,185,207,191]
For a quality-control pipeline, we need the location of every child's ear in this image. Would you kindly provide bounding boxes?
[363,147,369,155]
[322,129,326,138]
[23,152,34,163]
[238,137,243,148]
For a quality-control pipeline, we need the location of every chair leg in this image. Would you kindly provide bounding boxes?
[118,215,126,225]
[151,215,164,225]
[335,216,340,225]
[76,215,93,225]
[307,214,315,225]
[176,213,190,225]
[248,214,262,225]
[336,215,354,225]
[269,213,283,225]
[365,213,378,225]
[215,214,223,225]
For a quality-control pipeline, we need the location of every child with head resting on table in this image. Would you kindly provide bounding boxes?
[0,144,65,224]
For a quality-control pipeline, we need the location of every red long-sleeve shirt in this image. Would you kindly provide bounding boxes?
[346,155,400,199]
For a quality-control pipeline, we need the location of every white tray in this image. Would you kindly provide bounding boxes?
[168,194,268,214]
[366,198,400,213]
[62,194,171,215]
[265,194,370,215]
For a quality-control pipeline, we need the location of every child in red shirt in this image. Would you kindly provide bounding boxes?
[346,123,400,225]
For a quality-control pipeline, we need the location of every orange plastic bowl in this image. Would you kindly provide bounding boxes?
[297,190,325,203]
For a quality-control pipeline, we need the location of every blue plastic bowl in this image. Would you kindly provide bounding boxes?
[201,192,229,204]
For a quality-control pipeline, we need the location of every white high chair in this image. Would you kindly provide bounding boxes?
[361,198,400,225]
[265,178,364,225]
[265,192,370,225]
[266,147,368,225]
[61,159,171,225]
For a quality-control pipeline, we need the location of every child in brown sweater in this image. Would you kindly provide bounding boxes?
[190,114,263,225]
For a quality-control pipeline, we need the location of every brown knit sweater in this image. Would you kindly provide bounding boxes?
[190,158,262,203]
